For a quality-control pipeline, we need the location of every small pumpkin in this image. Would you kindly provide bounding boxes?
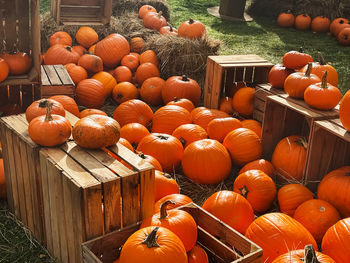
[0,52,32,75]
[75,79,105,109]
[140,50,159,67]
[154,194,193,213]
[72,115,120,149]
[112,82,139,104]
[337,27,350,45]
[138,5,156,19]
[207,117,242,142]
[295,14,311,30]
[143,11,167,31]
[268,64,294,89]
[141,200,198,252]
[79,109,107,118]
[118,138,134,152]
[282,49,313,70]
[278,183,314,217]
[91,71,117,97]
[135,62,160,85]
[113,99,153,127]
[64,63,88,84]
[239,159,275,178]
[334,22,350,38]
[202,190,254,234]
[71,45,87,56]
[330,17,349,35]
[140,77,165,106]
[154,170,179,201]
[339,90,350,131]
[0,58,9,82]
[130,37,145,53]
[49,31,72,46]
[219,97,234,115]
[49,95,80,117]
[241,119,262,138]
[26,98,65,123]
[167,97,194,113]
[178,18,206,39]
[187,245,208,263]
[75,26,98,48]
[159,25,178,36]
[277,11,295,28]
[113,66,132,83]
[232,86,255,117]
[311,16,331,33]
[192,108,229,130]
[78,54,103,75]
[121,54,139,72]
[172,124,208,148]
[28,102,72,147]
[120,122,150,149]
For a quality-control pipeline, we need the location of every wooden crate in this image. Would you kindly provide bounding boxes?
[261,95,339,184]
[40,65,75,98]
[82,202,263,263]
[305,119,350,191]
[51,0,113,25]
[203,54,274,110]
[0,112,155,263]
[0,84,40,111]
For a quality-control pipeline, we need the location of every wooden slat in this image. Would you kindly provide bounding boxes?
[21,85,34,110]
[0,1,5,51]
[17,0,30,52]
[210,63,223,109]
[102,0,112,24]
[62,0,102,5]
[54,65,74,85]
[4,0,16,51]
[8,85,20,104]
[41,66,51,86]
[29,0,41,84]
[60,6,101,17]
[210,54,268,64]
[43,65,62,85]
[204,58,214,107]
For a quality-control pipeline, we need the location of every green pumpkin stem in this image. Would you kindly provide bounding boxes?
[45,102,54,122]
[142,227,161,248]
[239,185,249,198]
[317,52,326,65]
[160,200,176,219]
[303,244,320,263]
[320,71,328,89]
[305,62,313,77]
[181,75,189,81]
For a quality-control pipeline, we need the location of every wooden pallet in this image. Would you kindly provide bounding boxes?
[203,54,274,110]
[305,119,350,191]
[261,95,339,184]
[40,65,75,98]
[82,203,263,263]
[0,112,155,263]
[51,0,113,25]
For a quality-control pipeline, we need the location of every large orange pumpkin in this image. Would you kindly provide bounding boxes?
[182,139,232,184]
[293,199,341,244]
[223,128,262,166]
[142,11,167,31]
[268,64,294,89]
[49,31,72,46]
[245,213,317,263]
[311,16,331,33]
[191,108,229,130]
[278,183,314,217]
[317,166,350,217]
[78,54,103,75]
[206,117,242,142]
[295,14,312,30]
[25,98,65,123]
[140,50,159,67]
[321,218,350,263]
[44,45,80,65]
[234,170,276,213]
[271,135,307,181]
[282,49,313,70]
[172,124,208,148]
[138,5,156,19]
[75,79,105,108]
[135,62,160,85]
[166,97,194,113]
[202,190,254,234]
[277,12,295,28]
[113,66,132,83]
[0,52,32,75]
[113,99,153,127]
[241,119,262,138]
[339,89,350,131]
[137,133,183,173]
[178,19,206,39]
[79,109,107,118]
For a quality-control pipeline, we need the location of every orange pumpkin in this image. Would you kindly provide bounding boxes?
[277,11,295,28]
[112,82,139,104]
[339,89,350,131]
[140,50,159,67]
[219,97,234,115]
[75,79,105,108]
[49,31,72,46]
[135,62,160,85]
[49,95,80,117]
[172,124,208,148]
[64,63,88,84]
[311,16,331,33]
[0,58,9,82]
[223,128,262,166]
[202,191,254,234]
[139,77,165,106]
[337,27,350,45]
[137,133,183,173]
[118,137,134,152]
[268,64,294,89]
[71,45,87,56]
[79,109,107,118]
[166,97,194,113]
[141,200,197,252]
[322,218,350,263]
[330,17,349,35]
[92,71,117,97]
[278,183,314,217]
[159,25,178,36]
[241,119,262,138]
[44,45,80,65]
[234,170,276,213]
[182,139,232,184]
[130,37,145,53]
[152,105,191,135]
[154,194,193,213]
[154,170,179,201]
[138,5,156,19]
[245,213,317,263]
[25,98,65,123]
[120,122,150,148]
[178,19,206,39]
[113,99,153,127]
[272,135,307,181]
[293,199,341,244]
[138,153,163,171]
[113,66,132,83]
[75,26,98,48]
[239,159,275,178]
[207,117,242,142]
[121,54,139,72]
[142,11,167,30]
[232,87,255,117]
[78,54,103,75]
[295,14,311,30]
[191,108,229,130]
[0,52,32,75]
[282,49,313,70]
[187,245,208,263]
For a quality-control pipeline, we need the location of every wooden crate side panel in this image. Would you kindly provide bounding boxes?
[204,57,215,107]
[61,0,102,5]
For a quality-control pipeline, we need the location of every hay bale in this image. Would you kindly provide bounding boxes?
[113,0,170,21]
[40,12,157,52]
[144,35,221,90]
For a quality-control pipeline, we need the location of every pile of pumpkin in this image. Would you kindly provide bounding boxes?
[0,52,32,83]
[277,11,350,46]
[138,4,206,39]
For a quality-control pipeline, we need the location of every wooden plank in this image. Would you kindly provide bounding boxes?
[120,172,139,227]
[41,66,51,86]
[210,54,268,64]
[61,0,102,5]
[4,0,16,51]
[8,85,20,104]
[210,63,223,109]
[319,119,350,141]
[21,85,34,110]
[29,0,41,84]
[43,65,62,85]
[17,0,30,53]
[253,97,265,112]
[204,58,214,107]
[221,62,273,68]
[54,65,74,85]
[254,66,272,83]
[102,0,112,24]
[60,6,101,17]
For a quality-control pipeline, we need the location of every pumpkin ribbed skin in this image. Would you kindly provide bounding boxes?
[78,54,103,75]
[293,199,341,244]
[140,77,166,106]
[182,139,232,184]
[272,247,335,263]
[113,99,153,127]
[232,87,255,117]
[130,37,145,53]
[95,34,130,68]
[79,109,107,118]
[152,105,191,135]
[112,82,139,104]
[121,54,139,72]
[49,31,72,46]
[278,184,314,217]
[339,90,350,131]
[187,245,208,263]
[277,12,295,28]
[118,138,134,152]
[271,135,307,181]
[0,58,9,82]
[120,123,150,148]
[154,194,193,213]
[239,159,275,178]
[75,26,98,48]
[295,14,311,30]
[167,98,194,113]
[192,108,229,130]
[202,191,254,234]
[154,171,179,201]
[135,62,160,85]
[223,128,262,166]
[72,45,86,56]
[317,166,350,217]
[64,63,88,85]
[245,213,318,263]
[311,16,331,33]
[72,115,120,149]
[44,45,80,65]
[141,201,197,252]
[26,99,65,123]
[142,11,167,30]
[0,52,32,75]
[119,226,188,263]
[178,19,206,39]
[49,95,80,117]
[282,50,313,70]
[207,117,242,142]
[140,50,159,67]
[137,133,183,173]
[172,124,208,148]
[113,66,132,83]
[241,119,262,138]
[138,5,156,19]
[92,71,117,97]
[234,170,276,213]
[321,218,350,263]
[76,79,105,108]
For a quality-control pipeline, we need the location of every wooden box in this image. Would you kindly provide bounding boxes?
[203,54,274,110]
[305,119,350,191]
[261,95,339,184]
[82,203,263,263]
[0,112,155,263]
[40,65,75,98]
[51,0,113,25]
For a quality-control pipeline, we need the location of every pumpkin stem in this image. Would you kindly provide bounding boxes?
[320,71,328,89]
[189,18,194,24]
[305,62,313,77]
[157,135,168,140]
[157,11,163,18]
[38,99,49,108]
[179,137,186,146]
[142,227,161,248]
[181,75,189,81]
[317,52,326,65]
[303,244,320,263]
[116,93,123,99]
[239,185,249,198]
[138,152,146,159]
[295,137,308,148]
[173,97,179,102]
[339,19,345,25]
[160,200,176,219]
[169,25,174,32]
[299,47,304,53]
[44,102,54,122]
[65,46,72,52]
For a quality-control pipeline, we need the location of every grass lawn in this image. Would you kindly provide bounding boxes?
[1,0,349,262]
